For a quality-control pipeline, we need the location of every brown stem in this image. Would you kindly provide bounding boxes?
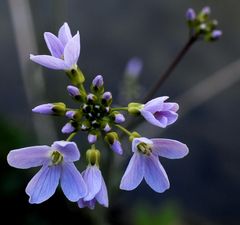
[143,35,197,103]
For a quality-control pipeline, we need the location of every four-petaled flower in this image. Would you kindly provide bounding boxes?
[140,97,179,128]
[30,22,80,70]
[7,141,87,204]
[78,164,108,209]
[120,137,188,192]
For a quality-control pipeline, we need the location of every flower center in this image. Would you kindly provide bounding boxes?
[137,143,152,155]
[51,151,63,165]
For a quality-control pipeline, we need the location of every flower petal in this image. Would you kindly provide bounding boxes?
[30,54,67,70]
[144,96,169,112]
[44,32,64,58]
[111,140,123,155]
[63,31,80,69]
[78,198,96,210]
[162,102,179,112]
[151,138,189,159]
[7,146,51,169]
[83,165,102,201]
[143,155,170,193]
[120,152,144,191]
[140,109,167,128]
[58,22,72,47]
[25,165,60,204]
[95,177,109,207]
[156,111,178,125]
[60,163,87,202]
[51,141,80,162]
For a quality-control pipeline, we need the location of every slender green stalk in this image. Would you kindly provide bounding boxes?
[66,132,77,141]
[114,124,132,137]
[111,107,128,111]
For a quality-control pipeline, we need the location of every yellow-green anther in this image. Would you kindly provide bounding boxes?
[137,143,152,156]
[51,151,63,165]
[86,149,100,166]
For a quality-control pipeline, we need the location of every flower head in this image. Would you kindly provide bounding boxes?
[140,96,179,128]
[7,141,87,204]
[120,137,188,192]
[30,22,80,71]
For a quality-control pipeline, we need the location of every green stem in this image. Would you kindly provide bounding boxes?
[112,107,128,111]
[66,132,77,141]
[114,124,132,137]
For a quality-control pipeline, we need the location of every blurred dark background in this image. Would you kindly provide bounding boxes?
[0,0,240,225]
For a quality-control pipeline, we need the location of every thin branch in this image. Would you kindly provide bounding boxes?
[143,35,197,103]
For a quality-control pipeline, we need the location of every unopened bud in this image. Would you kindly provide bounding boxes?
[114,113,125,123]
[61,122,76,134]
[88,133,97,144]
[186,8,196,21]
[32,102,66,116]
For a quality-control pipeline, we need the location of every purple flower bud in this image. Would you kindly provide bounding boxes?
[92,75,104,88]
[87,93,95,101]
[111,140,123,155]
[67,85,80,97]
[88,134,97,144]
[211,30,222,39]
[103,124,111,132]
[202,6,211,15]
[66,111,75,119]
[32,103,54,115]
[102,92,112,101]
[61,122,75,134]
[125,57,143,78]
[114,114,125,123]
[186,8,196,21]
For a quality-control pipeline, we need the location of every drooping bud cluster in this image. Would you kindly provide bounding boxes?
[186,6,222,41]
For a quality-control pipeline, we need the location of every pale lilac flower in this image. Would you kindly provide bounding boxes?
[7,141,87,204]
[78,165,108,209]
[140,96,179,128]
[120,137,189,192]
[186,8,196,21]
[30,22,80,71]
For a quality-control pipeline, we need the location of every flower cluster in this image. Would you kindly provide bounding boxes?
[186,6,222,41]
[7,22,189,209]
